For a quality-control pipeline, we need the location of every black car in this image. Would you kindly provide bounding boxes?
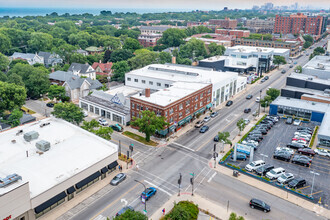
[256,124,271,130]
[246,94,253,99]
[214,135,219,142]
[249,199,271,213]
[288,178,306,189]
[226,100,233,106]
[254,128,268,135]
[264,76,269,80]
[46,103,54,108]
[255,164,274,176]
[292,155,310,167]
[273,151,291,162]
[286,117,293,124]
[260,120,273,127]
[287,142,304,149]
[244,108,251,113]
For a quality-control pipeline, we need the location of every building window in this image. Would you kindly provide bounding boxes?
[165,84,169,88]
[80,102,88,111]
[127,77,131,81]
[165,111,168,117]
[195,96,198,101]
[195,104,197,110]
[169,108,174,114]
[200,93,203,98]
[200,101,203,107]
[113,114,123,124]
[207,97,211,102]
[186,100,190,106]
[137,105,140,110]
[106,112,111,119]
[132,103,135,109]
[170,117,173,123]
[141,106,143,110]
[89,105,94,113]
[95,107,100,115]
[179,112,183,118]
[142,80,146,84]
[208,89,211,94]
[132,112,135,117]
[134,79,138,82]
[186,108,190,114]
[149,81,153,85]
[179,104,183,110]
[157,82,161,87]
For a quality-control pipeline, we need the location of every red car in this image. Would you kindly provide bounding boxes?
[297,148,315,156]
[292,138,308,142]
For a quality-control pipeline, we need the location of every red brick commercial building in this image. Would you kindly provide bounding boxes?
[138,34,162,47]
[215,29,250,38]
[274,13,327,36]
[209,18,237,29]
[130,82,212,136]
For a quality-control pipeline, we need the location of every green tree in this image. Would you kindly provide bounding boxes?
[0,81,26,115]
[7,73,24,87]
[110,49,134,63]
[48,84,66,102]
[208,42,225,56]
[128,50,158,69]
[81,119,100,132]
[0,33,11,54]
[111,61,130,82]
[52,102,84,125]
[236,118,246,136]
[9,59,29,69]
[303,35,313,43]
[28,32,53,52]
[123,37,142,52]
[314,47,325,54]
[54,43,77,64]
[158,51,172,64]
[69,53,88,64]
[114,210,147,220]
[303,41,312,49]
[179,38,208,60]
[94,126,113,140]
[25,71,50,98]
[266,88,280,101]
[260,95,273,108]
[8,108,23,127]
[103,49,111,63]
[158,28,187,47]
[294,65,302,73]
[273,56,287,68]
[217,132,232,151]
[0,72,7,82]
[131,110,169,142]
[0,52,9,72]
[164,201,199,220]
[229,212,245,220]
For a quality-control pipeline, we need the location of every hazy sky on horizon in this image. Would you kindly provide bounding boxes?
[0,0,329,10]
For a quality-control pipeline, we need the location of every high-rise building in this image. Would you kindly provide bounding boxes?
[274,13,327,36]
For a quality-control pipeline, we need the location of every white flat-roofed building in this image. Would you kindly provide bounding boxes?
[302,55,330,80]
[0,117,118,220]
[125,64,246,107]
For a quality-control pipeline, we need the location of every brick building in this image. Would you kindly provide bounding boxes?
[209,18,237,29]
[245,18,275,33]
[215,29,250,38]
[130,82,212,135]
[138,33,162,47]
[274,13,327,36]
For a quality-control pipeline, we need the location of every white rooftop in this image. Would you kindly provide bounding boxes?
[272,96,330,113]
[0,117,117,197]
[288,73,330,86]
[132,81,210,106]
[228,45,289,54]
[106,85,143,97]
[200,56,227,62]
[302,56,330,72]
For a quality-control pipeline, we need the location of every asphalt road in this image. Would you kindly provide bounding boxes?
[60,37,329,220]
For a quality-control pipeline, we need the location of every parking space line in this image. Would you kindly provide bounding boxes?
[312,161,330,166]
[311,190,323,196]
[298,185,311,190]
[311,164,330,170]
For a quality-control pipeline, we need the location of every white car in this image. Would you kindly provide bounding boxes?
[292,140,307,146]
[315,149,330,157]
[294,132,311,138]
[242,140,259,146]
[98,118,108,126]
[245,160,265,172]
[203,116,211,122]
[277,173,294,184]
[244,118,250,125]
[266,168,285,180]
[255,97,260,103]
[275,147,294,155]
[293,119,301,126]
[83,110,88,117]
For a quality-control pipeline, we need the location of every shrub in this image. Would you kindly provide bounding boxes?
[221,148,233,162]
[164,201,199,220]
[309,126,319,148]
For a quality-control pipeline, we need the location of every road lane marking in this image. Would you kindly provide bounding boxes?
[207,172,217,183]
[90,183,139,220]
[134,168,178,188]
[172,142,195,152]
[144,180,172,196]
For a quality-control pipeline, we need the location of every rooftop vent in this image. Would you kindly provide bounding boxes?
[40,122,50,128]
[23,131,39,142]
[324,89,330,95]
[307,77,313,80]
[36,140,51,152]
[0,174,22,188]
[317,63,325,70]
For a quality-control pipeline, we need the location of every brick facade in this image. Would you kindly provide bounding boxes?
[215,29,250,38]
[209,18,237,29]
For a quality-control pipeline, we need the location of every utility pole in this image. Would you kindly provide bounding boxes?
[135,180,147,215]
[118,140,121,156]
[126,151,129,169]
[190,172,194,196]
[310,171,320,197]
[178,173,182,196]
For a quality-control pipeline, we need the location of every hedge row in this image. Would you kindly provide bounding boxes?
[238,114,267,144]
[309,126,319,148]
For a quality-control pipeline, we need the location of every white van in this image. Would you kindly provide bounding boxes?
[266,167,285,180]
[256,97,260,103]
[245,160,265,172]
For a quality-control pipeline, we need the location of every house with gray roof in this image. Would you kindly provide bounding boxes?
[49,71,102,102]
[74,49,88,56]
[38,52,63,67]
[68,63,96,80]
[10,52,44,65]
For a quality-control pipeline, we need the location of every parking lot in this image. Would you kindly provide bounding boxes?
[227,119,329,208]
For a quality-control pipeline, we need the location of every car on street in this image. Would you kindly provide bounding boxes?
[226,100,233,106]
[195,120,204,128]
[289,65,293,68]
[46,103,54,108]
[110,173,126,185]
[83,110,88,117]
[214,135,219,142]
[293,119,301,126]
[297,148,315,156]
[141,187,157,200]
[244,119,250,125]
[255,97,260,103]
[252,111,259,116]
[231,153,247,161]
[249,199,271,213]
[288,178,306,189]
[277,173,294,185]
[116,206,134,216]
[281,69,286,74]
[245,160,265,172]
[273,151,292,162]
[98,118,108,126]
[315,148,330,157]
[244,108,251,113]
[203,116,211,122]
[199,125,209,133]
[260,78,266,83]
[210,111,219,118]
[255,164,274,176]
[266,167,286,180]
[110,124,123,132]
[286,117,293,124]
[294,61,298,64]
[292,155,310,167]
[264,76,269,80]
[246,94,253,99]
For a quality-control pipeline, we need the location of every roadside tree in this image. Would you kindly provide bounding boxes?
[266,88,280,101]
[8,108,23,127]
[273,56,286,68]
[114,210,147,220]
[236,118,246,136]
[48,85,66,102]
[52,102,84,125]
[0,81,26,115]
[216,132,232,151]
[294,65,302,73]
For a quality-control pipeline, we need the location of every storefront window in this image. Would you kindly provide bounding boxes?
[80,102,88,110]
[89,105,94,113]
[113,114,122,124]
[95,107,100,115]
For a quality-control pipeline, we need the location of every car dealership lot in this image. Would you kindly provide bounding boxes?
[228,119,329,207]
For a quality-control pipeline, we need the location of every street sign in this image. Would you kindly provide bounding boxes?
[143,210,147,215]
[189,173,195,176]
[236,143,251,155]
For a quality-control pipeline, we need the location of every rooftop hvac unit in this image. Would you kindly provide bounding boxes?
[0,174,22,188]
[324,89,330,94]
[36,140,51,152]
[23,131,39,142]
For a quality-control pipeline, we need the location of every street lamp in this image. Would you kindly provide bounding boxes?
[258,90,262,117]
[310,171,320,197]
[264,101,268,112]
[134,180,147,215]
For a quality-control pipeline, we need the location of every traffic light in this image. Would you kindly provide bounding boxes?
[213,144,216,152]
[127,150,130,160]
[178,173,182,185]
[129,144,134,152]
[190,177,193,185]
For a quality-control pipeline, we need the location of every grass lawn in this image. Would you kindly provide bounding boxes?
[21,107,36,114]
[123,131,158,146]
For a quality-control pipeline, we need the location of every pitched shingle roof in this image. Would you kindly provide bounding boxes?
[38,52,51,61]
[11,52,37,60]
[68,63,93,74]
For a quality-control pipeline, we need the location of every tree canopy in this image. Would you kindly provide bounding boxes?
[52,102,84,125]
[273,56,287,66]
[158,28,187,47]
[0,81,26,115]
[48,84,66,101]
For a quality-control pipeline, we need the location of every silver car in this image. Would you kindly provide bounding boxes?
[110,173,126,185]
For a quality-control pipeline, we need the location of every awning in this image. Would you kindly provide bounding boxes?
[178,115,193,126]
[101,167,108,174]
[157,129,168,136]
[75,171,101,189]
[194,107,206,116]
[108,161,118,170]
[67,186,76,194]
[178,119,186,126]
[185,115,192,122]
[206,103,212,109]
[34,191,67,214]
[169,125,176,132]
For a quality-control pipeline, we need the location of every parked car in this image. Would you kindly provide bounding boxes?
[273,151,292,162]
[210,111,219,118]
[292,137,308,143]
[293,119,301,126]
[287,142,304,149]
[244,119,250,125]
[195,120,204,128]
[281,69,286,74]
[249,199,271,213]
[231,153,247,161]
[286,117,293,124]
[264,76,269,80]
[226,100,233,106]
[289,65,293,68]
[244,108,251,113]
[141,187,157,200]
[291,140,307,147]
[266,167,285,180]
[246,94,253,99]
[294,131,312,137]
[252,111,259,116]
[110,124,123,132]
[116,206,134,216]
[315,148,330,157]
[275,147,294,155]
[246,136,261,143]
[83,110,88,117]
[214,135,219,142]
[110,173,126,185]
[245,160,265,172]
[292,155,310,167]
[242,140,259,146]
[297,148,315,156]
[203,116,211,122]
[255,97,260,103]
[254,129,268,135]
[98,118,108,126]
[297,127,313,132]
[255,164,274,176]
[295,155,312,163]
[46,102,54,108]
[288,178,306,189]
[277,173,294,185]
[199,125,209,133]
[260,78,266,83]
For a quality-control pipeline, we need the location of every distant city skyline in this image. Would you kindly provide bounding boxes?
[0,0,329,11]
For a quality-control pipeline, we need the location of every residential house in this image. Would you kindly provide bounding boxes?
[92,62,113,76]
[38,52,63,67]
[10,52,44,65]
[85,46,104,55]
[74,49,88,56]
[68,63,96,80]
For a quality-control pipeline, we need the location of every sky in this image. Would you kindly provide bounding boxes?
[0,0,329,10]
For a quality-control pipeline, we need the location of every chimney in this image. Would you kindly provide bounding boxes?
[51,68,55,73]
[145,88,150,98]
[99,60,102,63]
[172,56,176,64]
